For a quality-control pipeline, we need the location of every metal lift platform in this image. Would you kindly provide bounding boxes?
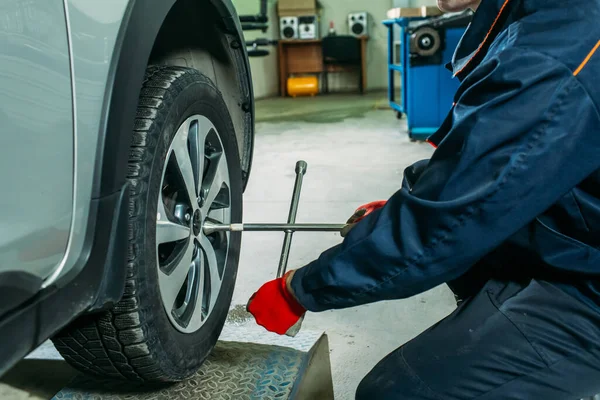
[4,323,334,400]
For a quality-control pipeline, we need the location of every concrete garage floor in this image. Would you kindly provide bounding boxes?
[231,93,457,400]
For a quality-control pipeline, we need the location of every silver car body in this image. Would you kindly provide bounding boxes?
[0,0,254,373]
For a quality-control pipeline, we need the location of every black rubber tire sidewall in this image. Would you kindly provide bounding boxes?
[137,70,242,379]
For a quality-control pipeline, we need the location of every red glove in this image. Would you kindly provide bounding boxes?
[341,200,387,237]
[247,271,306,336]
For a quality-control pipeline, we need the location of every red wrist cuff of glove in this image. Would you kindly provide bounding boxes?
[279,271,306,315]
[349,200,387,224]
[247,271,306,335]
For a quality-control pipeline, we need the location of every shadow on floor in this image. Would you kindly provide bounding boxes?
[0,359,77,399]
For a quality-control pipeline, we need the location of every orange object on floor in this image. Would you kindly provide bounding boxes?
[287,76,319,97]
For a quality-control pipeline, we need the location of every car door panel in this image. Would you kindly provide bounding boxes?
[0,0,74,288]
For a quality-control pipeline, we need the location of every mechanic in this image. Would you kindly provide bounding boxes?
[249,0,600,398]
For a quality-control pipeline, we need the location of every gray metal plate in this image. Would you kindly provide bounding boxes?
[42,324,330,400]
[53,341,309,400]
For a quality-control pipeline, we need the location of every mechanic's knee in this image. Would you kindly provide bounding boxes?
[355,372,379,400]
[356,362,415,400]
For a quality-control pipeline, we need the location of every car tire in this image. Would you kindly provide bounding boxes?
[52,66,242,382]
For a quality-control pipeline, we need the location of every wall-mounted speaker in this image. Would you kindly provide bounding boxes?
[280,17,299,39]
[348,12,368,37]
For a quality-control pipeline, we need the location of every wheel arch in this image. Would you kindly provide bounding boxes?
[96,0,254,200]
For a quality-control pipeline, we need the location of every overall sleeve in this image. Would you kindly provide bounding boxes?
[291,48,600,312]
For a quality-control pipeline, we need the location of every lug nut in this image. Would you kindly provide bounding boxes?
[185,213,191,222]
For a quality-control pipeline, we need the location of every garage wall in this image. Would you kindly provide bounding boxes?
[317,0,392,92]
[233,0,441,97]
[318,0,441,91]
[232,0,280,99]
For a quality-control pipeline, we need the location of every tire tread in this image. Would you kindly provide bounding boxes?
[52,66,221,382]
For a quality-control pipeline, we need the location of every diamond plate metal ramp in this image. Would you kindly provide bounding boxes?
[27,323,334,400]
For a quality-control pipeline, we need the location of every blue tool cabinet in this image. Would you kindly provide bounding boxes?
[383,12,472,141]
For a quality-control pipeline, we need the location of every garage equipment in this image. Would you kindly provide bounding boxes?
[287,76,320,97]
[383,10,472,140]
[321,35,364,94]
[204,160,346,278]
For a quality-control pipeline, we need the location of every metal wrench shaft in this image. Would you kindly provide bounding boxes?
[202,222,345,233]
[277,161,307,278]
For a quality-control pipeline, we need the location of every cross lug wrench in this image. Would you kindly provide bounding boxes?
[202,160,346,278]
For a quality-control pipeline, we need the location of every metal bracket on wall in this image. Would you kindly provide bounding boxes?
[240,0,277,56]
[239,0,269,32]
[246,38,278,57]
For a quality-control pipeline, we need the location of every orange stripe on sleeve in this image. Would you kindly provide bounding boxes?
[574,40,600,76]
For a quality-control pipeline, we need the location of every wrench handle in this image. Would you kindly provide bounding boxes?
[277,160,307,278]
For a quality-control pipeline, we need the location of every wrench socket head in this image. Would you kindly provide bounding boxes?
[295,160,308,175]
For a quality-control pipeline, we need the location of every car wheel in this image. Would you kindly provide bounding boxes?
[52,66,242,382]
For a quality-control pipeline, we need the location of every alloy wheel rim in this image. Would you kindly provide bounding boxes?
[156,115,231,333]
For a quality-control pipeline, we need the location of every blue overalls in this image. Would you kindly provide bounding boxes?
[291,0,600,397]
